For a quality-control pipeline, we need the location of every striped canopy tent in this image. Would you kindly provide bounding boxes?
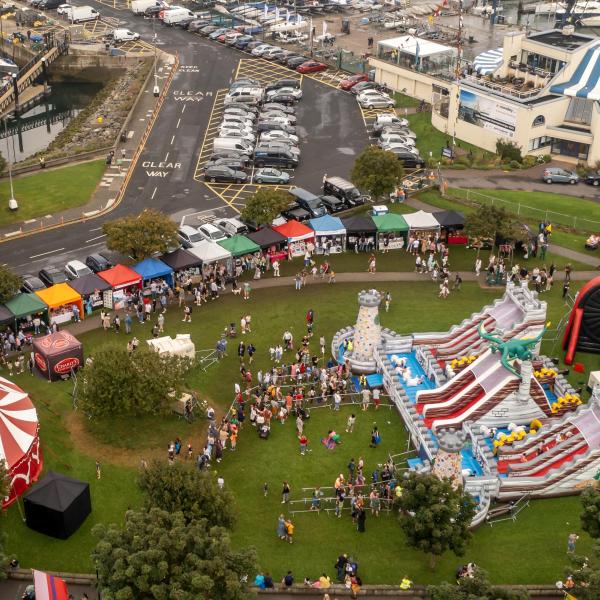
[473,47,503,75]
[550,40,600,99]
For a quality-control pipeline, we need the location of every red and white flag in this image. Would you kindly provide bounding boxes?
[33,570,69,600]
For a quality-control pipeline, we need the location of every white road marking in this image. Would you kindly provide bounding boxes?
[170,135,175,145]
[164,152,169,162]
[89,226,103,232]
[151,186,158,199]
[86,234,106,243]
[176,118,181,128]
[29,248,65,259]
[181,105,186,113]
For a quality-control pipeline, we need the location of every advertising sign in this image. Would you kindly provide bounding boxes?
[458,89,517,138]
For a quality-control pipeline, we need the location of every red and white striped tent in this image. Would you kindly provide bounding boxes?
[0,376,42,507]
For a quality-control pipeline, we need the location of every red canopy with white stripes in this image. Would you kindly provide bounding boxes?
[0,376,42,507]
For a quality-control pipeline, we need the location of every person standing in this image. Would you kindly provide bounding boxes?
[182,305,192,322]
[372,388,381,410]
[567,533,579,553]
[299,434,308,455]
[475,257,482,276]
[95,460,101,480]
[296,414,304,436]
[113,314,120,333]
[357,506,366,532]
[273,259,280,277]
[247,342,256,364]
[281,481,291,504]
[361,387,371,411]
[238,340,245,362]
[243,282,251,300]
[346,413,356,433]
[124,312,132,334]
[369,426,381,448]
[277,514,286,540]
[157,312,165,333]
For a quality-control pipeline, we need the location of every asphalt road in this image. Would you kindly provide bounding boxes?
[0,7,368,274]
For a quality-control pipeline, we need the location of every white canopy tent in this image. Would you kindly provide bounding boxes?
[187,241,232,266]
[377,35,457,74]
[403,210,441,231]
[147,335,196,359]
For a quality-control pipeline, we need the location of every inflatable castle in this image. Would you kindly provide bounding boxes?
[333,282,600,526]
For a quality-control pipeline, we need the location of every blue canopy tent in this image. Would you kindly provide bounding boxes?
[133,258,174,287]
[309,214,346,254]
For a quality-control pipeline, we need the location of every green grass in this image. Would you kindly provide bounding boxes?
[4,280,596,582]
[394,92,420,109]
[0,160,106,227]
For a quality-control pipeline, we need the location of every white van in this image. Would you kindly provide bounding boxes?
[224,87,264,106]
[65,5,99,22]
[162,7,194,24]
[213,137,253,154]
[112,28,140,42]
[131,0,163,14]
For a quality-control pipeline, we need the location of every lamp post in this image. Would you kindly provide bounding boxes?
[4,118,17,211]
[152,17,159,97]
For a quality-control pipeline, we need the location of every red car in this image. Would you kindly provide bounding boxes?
[340,73,369,91]
[297,61,328,74]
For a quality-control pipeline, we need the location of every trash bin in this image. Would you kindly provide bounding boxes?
[341,18,350,33]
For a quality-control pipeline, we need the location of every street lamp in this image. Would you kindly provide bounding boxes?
[4,119,17,211]
[152,17,159,97]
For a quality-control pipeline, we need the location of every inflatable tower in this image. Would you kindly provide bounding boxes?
[348,289,383,374]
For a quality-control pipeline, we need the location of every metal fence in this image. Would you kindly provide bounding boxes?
[451,187,600,233]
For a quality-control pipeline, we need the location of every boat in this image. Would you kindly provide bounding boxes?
[0,57,17,76]
[578,13,600,23]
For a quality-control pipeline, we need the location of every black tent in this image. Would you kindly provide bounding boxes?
[341,215,377,234]
[67,273,111,297]
[432,210,465,229]
[0,305,13,327]
[246,228,287,250]
[23,471,91,539]
[160,248,202,271]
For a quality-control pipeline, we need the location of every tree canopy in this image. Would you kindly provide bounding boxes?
[581,487,600,539]
[92,508,258,600]
[464,204,526,247]
[241,188,290,228]
[103,209,178,261]
[428,568,529,600]
[351,146,404,200]
[396,472,476,567]
[79,344,190,418]
[0,265,21,304]
[138,460,237,528]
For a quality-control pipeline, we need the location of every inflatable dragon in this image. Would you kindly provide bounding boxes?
[477,322,546,378]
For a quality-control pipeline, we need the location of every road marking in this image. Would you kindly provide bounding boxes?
[170,135,175,145]
[29,248,65,259]
[151,186,158,199]
[164,152,169,162]
[176,118,181,128]
[89,226,103,232]
[86,234,106,243]
[181,105,186,114]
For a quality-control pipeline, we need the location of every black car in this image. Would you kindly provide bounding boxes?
[586,172,600,186]
[262,102,295,115]
[286,55,308,68]
[265,78,301,92]
[21,275,45,294]
[145,5,163,17]
[234,36,253,49]
[266,93,297,106]
[265,51,287,62]
[275,51,296,65]
[281,203,311,222]
[85,253,111,273]
[207,157,248,170]
[388,149,425,169]
[204,165,248,183]
[38,267,68,287]
[319,194,345,213]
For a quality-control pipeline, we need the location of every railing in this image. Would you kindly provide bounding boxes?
[462,74,544,100]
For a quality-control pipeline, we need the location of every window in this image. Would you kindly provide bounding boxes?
[532,115,545,127]
[529,136,552,151]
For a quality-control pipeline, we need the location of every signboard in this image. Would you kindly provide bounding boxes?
[457,89,517,138]
[378,238,405,251]
[441,147,454,158]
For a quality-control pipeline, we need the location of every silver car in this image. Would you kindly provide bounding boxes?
[358,93,395,109]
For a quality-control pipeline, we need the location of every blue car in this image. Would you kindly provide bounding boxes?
[542,167,579,184]
[234,35,253,49]
[253,167,290,184]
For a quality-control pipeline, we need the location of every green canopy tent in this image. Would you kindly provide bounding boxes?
[371,213,409,250]
[4,293,48,330]
[218,235,261,258]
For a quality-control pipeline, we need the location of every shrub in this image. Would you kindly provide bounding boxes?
[542,154,552,163]
[496,140,523,163]
[521,155,538,169]
[509,160,522,170]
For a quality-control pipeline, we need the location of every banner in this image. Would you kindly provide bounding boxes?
[323,21,328,35]
[457,89,517,138]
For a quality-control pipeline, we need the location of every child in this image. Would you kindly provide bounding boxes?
[346,413,356,433]
[285,519,294,544]
[299,434,309,455]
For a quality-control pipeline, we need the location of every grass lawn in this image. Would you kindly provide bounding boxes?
[3,280,595,582]
[0,160,106,227]
[394,92,420,109]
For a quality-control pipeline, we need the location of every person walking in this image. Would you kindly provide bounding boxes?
[95,460,101,480]
[567,533,579,553]
[281,481,291,503]
[243,282,251,300]
[157,312,165,333]
[124,312,132,334]
[277,514,287,540]
[299,434,308,455]
[182,305,192,322]
[346,413,356,433]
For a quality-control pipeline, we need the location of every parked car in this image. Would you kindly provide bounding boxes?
[213,217,248,237]
[207,157,248,170]
[542,167,579,185]
[198,223,228,242]
[251,44,273,56]
[224,105,258,117]
[267,86,302,99]
[204,165,248,183]
[378,133,416,147]
[209,150,250,164]
[246,40,263,50]
[188,19,211,32]
[234,35,254,49]
[585,172,600,186]
[39,267,68,287]
[297,60,327,73]
[65,260,93,280]
[387,148,425,168]
[260,129,299,144]
[351,81,382,95]
[358,93,394,109]
[85,253,111,273]
[262,102,295,115]
[177,225,205,248]
[199,25,219,35]
[289,187,327,217]
[21,275,46,293]
[372,113,409,133]
[208,28,229,40]
[265,78,301,92]
[260,112,296,125]
[319,194,345,212]
[256,121,296,134]
[253,167,291,184]
[339,73,369,91]
[286,55,308,68]
[378,125,416,139]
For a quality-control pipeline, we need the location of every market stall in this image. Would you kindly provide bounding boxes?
[341,215,377,252]
[273,220,315,258]
[97,264,142,310]
[187,240,233,272]
[218,235,261,258]
[371,213,409,250]
[35,284,84,326]
[147,334,196,359]
[133,258,175,287]
[0,305,13,331]
[4,293,48,332]
[32,331,84,382]
[65,274,110,316]
[432,210,466,244]
[309,215,346,254]
[403,210,441,237]
[159,248,203,272]
[246,227,287,263]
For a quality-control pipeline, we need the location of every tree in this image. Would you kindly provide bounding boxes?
[0,265,21,304]
[564,548,600,599]
[103,209,178,261]
[351,146,404,200]
[241,188,289,228]
[92,508,258,600]
[496,140,522,163]
[581,487,600,539]
[464,204,526,250]
[428,568,528,600]
[138,460,237,528]
[79,345,190,418]
[0,461,11,580]
[396,472,476,568]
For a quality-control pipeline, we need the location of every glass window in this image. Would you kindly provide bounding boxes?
[532,115,545,127]
[528,136,552,151]
[565,97,593,125]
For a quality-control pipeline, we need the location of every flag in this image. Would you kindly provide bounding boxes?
[33,570,69,600]
[322,20,328,34]
[286,9,290,22]
[264,3,268,18]
[297,13,301,23]
[275,6,279,19]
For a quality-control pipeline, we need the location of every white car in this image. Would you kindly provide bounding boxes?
[57,3,71,14]
[219,123,255,135]
[266,86,302,100]
[358,89,392,100]
[379,133,416,147]
[261,111,297,124]
[198,223,228,243]
[223,108,256,121]
[218,129,256,143]
[251,44,273,56]
[112,28,140,42]
[262,46,283,58]
[221,117,254,129]
[260,129,299,144]
[373,114,409,129]
[259,115,295,127]
[358,94,395,109]
[65,260,93,280]
[380,141,418,154]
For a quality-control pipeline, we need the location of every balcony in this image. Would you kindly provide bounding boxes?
[462,68,552,100]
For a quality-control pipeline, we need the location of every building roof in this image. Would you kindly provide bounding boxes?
[432,210,465,228]
[378,35,454,57]
[35,283,82,310]
[24,471,88,512]
[528,29,595,51]
[218,235,261,257]
[550,40,600,100]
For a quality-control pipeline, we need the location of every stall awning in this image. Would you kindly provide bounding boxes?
[246,228,287,249]
[0,305,14,325]
[371,213,409,233]
[473,47,503,75]
[133,258,174,284]
[273,220,315,241]
[159,249,202,271]
[341,215,377,234]
[379,35,453,57]
[403,210,441,230]
[35,284,82,310]
[187,241,232,265]
[309,215,346,236]
[432,210,465,228]
[218,235,261,257]
[4,293,47,318]
[66,274,111,297]
[97,264,142,290]
[550,40,600,99]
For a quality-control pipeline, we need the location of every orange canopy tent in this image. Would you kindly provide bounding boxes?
[35,284,84,323]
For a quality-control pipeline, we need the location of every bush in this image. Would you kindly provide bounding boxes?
[496,140,523,163]
[521,155,538,169]
[509,160,522,170]
[542,154,552,163]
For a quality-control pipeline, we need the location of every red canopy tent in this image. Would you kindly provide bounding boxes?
[273,220,315,259]
[0,377,42,507]
[97,264,142,290]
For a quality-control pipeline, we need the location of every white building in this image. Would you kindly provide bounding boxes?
[370,28,600,165]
